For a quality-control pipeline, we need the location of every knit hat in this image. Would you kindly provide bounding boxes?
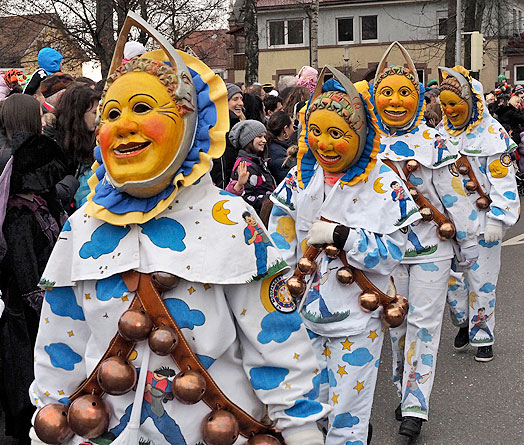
[228,119,266,149]
[427,79,438,88]
[23,68,48,95]
[38,48,63,75]
[3,69,26,89]
[226,83,242,101]
[40,73,74,98]
[124,41,147,59]
[513,85,524,96]
[296,66,318,93]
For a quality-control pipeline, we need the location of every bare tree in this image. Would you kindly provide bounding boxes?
[244,0,258,84]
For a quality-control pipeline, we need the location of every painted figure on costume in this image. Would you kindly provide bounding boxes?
[470,307,494,341]
[434,135,449,164]
[390,180,409,219]
[276,170,298,208]
[402,360,431,412]
[243,210,272,276]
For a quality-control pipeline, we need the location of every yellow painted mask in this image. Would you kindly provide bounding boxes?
[99,71,185,195]
[374,74,419,128]
[439,89,470,129]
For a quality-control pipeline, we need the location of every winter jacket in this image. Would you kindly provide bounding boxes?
[267,138,296,184]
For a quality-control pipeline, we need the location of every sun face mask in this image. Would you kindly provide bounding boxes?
[439,89,470,129]
[374,73,419,129]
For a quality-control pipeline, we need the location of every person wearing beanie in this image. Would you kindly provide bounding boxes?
[225,119,276,214]
[37,48,63,75]
[426,79,439,89]
[295,65,318,93]
[122,41,146,64]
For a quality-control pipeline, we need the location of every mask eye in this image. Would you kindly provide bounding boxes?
[107,108,121,121]
[399,87,412,97]
[381,88,393,97]
[309,125,321,136]
[329,128,343,139]
[133,102,152,114]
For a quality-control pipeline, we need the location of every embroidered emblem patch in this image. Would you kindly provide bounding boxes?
[500,153,512,167]
[448,163,459,177]
[268,275,296,313]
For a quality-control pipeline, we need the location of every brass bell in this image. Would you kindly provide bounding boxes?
[394,295,409,315]
[465,180,477,192]
[247,434,281,444]
[34,403,73,444]
[67,394,111,439]
[476,196,490,209]
[358,292,380,313]
[457,164,470,175]
[419,207,434,222]
[149,326,179,356]
[172,370,207,404]
[151,272,180,292]
[118,309,154,342]
[437,222,456,240]
[382,302,406,328]
[324,244,340,258]
[201,410,239,445]
[336,267,354,285]
[286,276,306,299]
[409,188,419,200]
[406,160,419,172]
[297,257,316,275]
[97,356,137,395]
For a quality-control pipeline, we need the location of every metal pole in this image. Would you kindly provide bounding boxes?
[455,0,462,66]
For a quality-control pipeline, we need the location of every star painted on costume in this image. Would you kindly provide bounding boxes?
[368,330,379,342]
[44,391,50,397]
[204,284,211,291]
[322,346,331,358]
[232,235,236,238]
[67,331,74,337]
[195,221,200,225]
[121,295,129,302]
[337,365,348,378]
[103,313,109,318]
[58,390,65,395]
[311,195,317,201]
[354,380,365,394]
[186,265,191,270]
[331,393,339,404]
[294,353,300,360]
[285,384,291,389]
[341,338,354,350]
[188,287,196,295]
[85,293,91,300]
[240,309,247,316]
[189,206,193,210]
[313,368,319,375]
[198,236,202,240]
[45,318,49,324]
[506,206,510,211]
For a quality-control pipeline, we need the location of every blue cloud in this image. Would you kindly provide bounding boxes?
[387,240,403,261]
[45,343,82,371]
[410,126,420,134]
[376,235,388,259]
[421,354,434,367]
[45,287,85,320]
[479,239,499,248]
[219,190,238,197]
[379,143,387,153]
[333,412,360,428]
[284,400,323,418]
[449,284,460,291]
[472,263,480,271]
[364,248,380,269]
[389,141,415,157]
[479,282,496,293]
[196,354,215,369]
[489,298,495,308]
[375,358,380,368]
[250,366,289,390]
[504,191,517,200]
[469,210,478,220]
[477,126,484,133]
[271,206,287,217]
[449,299,458,307]
[304,368,337,400]
[456,311,465,319]
[490,207,505,216]
[466,133,477,139]
[95,274,129,301]
[79,223,130,259]
[358,230,368,252]
[442,194,458,208]
[271,232,290,250]
[409,174,423,186]
[346,442,364,445]
[417,328,432,343]
[418,262,439,272]
[163,298,205,330]
[456,231,466,240]
[342,348,373,367]
[409,304,415,313]
[140,217,186,251]
[379,164,391,174]
[58,397,70,406]
[257,310,302,344]
[62,220,71,232]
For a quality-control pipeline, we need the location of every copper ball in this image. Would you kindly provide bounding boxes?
[247,434,281,445]
[437,222,456,240]
[419,207,434,222]
[465,180,477,192]
[382,303,406,328]
[297,257,316,275]
[286,276,306,298]
[34,403,73,444]
[409,188,419,200]
[201,410,239,445]
[67,394,111,439]
[336,267,354,285]
[324,244,340,259]
[97,356,137,395]
[118,308,154,342]
[476,196,490,209]
[457,164,470,175]
[394,294,409,314]
[149,326,179,356]
[358,292,380,313]
[172,370,207,404]
[406,160,420,172]
[151,272,180,292]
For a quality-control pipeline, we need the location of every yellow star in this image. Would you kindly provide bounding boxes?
[294,353,300,360]
[44,391,50,397]
[188,287,196,295]
[241,309,247,316]
[313,368,319,375]
[186,265,191,270]
[354,380,365,394]
[121,295,129,302]
[341,338,354,351]
[45,318,49,324]
[195,221,200,225]
[203,284,211,291]
[322,346,331,358]
[232,235,236,239]
[285,384,291,389]
[85,293,91,300]
[331,393,339,404]
[58,390,65,395]
[67,331,74,337]
[368,330,379,342]
[337,365,348,378]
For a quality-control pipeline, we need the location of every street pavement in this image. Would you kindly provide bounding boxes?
[2,197,524,444]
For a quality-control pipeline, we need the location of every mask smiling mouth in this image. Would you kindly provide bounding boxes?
[113,141,151,158]
[317,152,341,166]
[384,109,407,120]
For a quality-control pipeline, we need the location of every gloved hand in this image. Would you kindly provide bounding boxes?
[283,428,324,445]
[458,244,479,269]
[483,222,504,243]
[307,220,338,246]
[29,427,46,445]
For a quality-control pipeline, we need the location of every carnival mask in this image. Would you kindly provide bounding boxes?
[374,74,419,129]
[439,89,470,129]
[438,67,474,132]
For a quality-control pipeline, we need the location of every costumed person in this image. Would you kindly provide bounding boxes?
[29,13,330,445]
[438,66,520,362]
[356,42,480,439]
[269,65,421,444]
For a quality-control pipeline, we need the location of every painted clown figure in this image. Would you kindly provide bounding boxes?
[438,66,520,362]
[269,66,420,444]
[356,42,480,439]
[29,13,330,445]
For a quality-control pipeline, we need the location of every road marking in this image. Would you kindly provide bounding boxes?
[502,232,524,246]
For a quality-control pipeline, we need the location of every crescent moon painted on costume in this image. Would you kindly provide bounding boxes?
[488,124,496,134]
[423,129,432,140]
[212,200,237,225]
[451,176,467,197]
[373,177,387,194]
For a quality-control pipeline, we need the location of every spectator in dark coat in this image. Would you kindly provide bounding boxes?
[266,111,296,184]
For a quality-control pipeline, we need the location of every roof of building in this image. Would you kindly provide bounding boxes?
[177,29,231,70]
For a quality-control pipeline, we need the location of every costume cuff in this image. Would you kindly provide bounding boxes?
[333,224,350,249]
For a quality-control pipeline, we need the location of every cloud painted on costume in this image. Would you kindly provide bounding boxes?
[284,400,323,418]
[342,348,373,367]
[196,354,215,369]
[62,220,71,232]
[489,298,495,308]
[409,174,423,186]
[140,217,186,251]
[421,354,434,367]
[45,287,85,320]
[163,298,205,330]
[79,223,130,259]
[449,299,458,307]
[503,191,516,200]
[417,328,432,343]
[441,194,458,208]
[45,343,82,371]
[332,412,360,428]
[364,248,380,269]
[389,141,415,157]
[387,241,403,261]
[479,239,499,248]
[250,366,289,390]
[469,210,478,220]
[95,274,129,301]
[418,262,439,272]
[479,282,496,293]
[271,232,290,250]
[257,310,302,344]
[271,206,288,217]
[219,189,238,197]
[346,442,364,445]
[304,368,336,400]
[379,164,391,174]
[456,231,466,240]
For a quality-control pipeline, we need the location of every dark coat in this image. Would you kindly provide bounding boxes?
[210,110,241,189]
[267,138,296,185]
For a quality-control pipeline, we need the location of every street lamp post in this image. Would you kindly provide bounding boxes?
[343,45,349,76]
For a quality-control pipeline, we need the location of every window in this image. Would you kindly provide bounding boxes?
[337,18,354,43]
[416,69,425,85]
[268,19,304,47]
[234,36,245,54]
[437,10,447,37]
[361,15,377,41]
[515,65,524,84]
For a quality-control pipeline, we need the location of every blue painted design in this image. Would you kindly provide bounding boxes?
[364,248,380,269]
[375,359,380,368]
[421,354,434,367]
[358,230,369,253]
[58,397,70,406]
[387,240,403,261]
[449,299,458,307]
[307,329,319,339]
[163,298,205,330]
[479,166,486,174]
[342,348,373,367]
[418,262,439,272]
[472,263,480,271]
[219,190,237,197]
[257,311,302,344]
[271,206,287,217]
[489,298,495,308]
[466,133,477,139]
[409,174,423,186]
[491,206,505,216]
[45,343,82,371]
[417,328,432,342]
[250,366,289,390]
[442,194,458,208]
[45,287,85,320]
[456,311,465,319]
[389,141,415,157]
[95,275,129,301]
[62,220,71,232]
[479,239,499,248]
[504,191,516,200]
[479,282,496,293]
[376,235,388,259]
[79,223,130,259]
[379,143,387,153]
[284,400,323,418]
[140,218,186,251]
[456,231,466,240]
[332,412,360,428]
[196,354,215,369]
[449,284,460,291]
[271,232,290,250]
[469,210,478,221]
[379,164,391,173]
[346,442,364,445]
